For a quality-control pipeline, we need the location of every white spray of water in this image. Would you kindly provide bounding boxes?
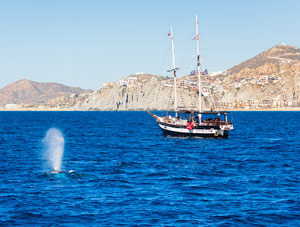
[43,128,65,172]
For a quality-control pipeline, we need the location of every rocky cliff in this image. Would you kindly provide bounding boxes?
[1,44,299,110]
[219,44,300,107]
[72,44,300,110]
[73,74,181,111]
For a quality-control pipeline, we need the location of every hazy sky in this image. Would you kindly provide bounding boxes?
[0,0,299,90]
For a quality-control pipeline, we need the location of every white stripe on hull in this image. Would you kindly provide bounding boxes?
[158,123,219,135]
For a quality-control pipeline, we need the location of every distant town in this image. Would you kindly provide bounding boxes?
[1,44,300,111]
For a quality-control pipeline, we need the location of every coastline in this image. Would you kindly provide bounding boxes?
[1,108,300,112]
[221,108,300,111]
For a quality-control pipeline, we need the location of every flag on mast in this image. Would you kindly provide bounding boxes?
[168,31,171,36]
[193,33,199,40]
[190,70,197,76]
[202,69,208,75]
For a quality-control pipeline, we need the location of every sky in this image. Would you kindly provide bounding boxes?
[0,0,299,90]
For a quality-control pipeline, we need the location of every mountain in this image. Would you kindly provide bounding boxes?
[0,79,93,107]
[2,44,299,110]
[71,44,300,110]
[219,44,300,107]
[227,44,300,75]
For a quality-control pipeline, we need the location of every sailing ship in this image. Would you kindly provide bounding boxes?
[147,15,234,138]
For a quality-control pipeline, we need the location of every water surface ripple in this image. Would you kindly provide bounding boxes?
[0,111,299,226]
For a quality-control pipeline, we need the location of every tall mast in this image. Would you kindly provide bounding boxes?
[170,27,178,116]
[195,15,202,114]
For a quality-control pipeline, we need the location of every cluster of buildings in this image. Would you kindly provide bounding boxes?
[101,72,300,110]
[103,73,160,89]
[233,75,282,88]
[215,99,300,109]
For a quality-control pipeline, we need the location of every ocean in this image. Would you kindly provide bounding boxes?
[0,111,299,226]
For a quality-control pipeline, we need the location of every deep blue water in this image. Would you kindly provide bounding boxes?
[0,111,299,226]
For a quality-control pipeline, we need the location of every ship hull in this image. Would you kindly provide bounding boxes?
[158,122,230,138]
[146,111,233,139]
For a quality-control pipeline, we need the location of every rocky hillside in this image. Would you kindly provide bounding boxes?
[2,44,299,110]
[72,72,220,111]
[73,74,180,111]
[227,44,300,74]
[0,79,92,107]
[219,44,300,107]
[72,44,300,110]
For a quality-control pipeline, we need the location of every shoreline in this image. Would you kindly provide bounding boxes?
[221,108,300,111]
[1,108,300,112]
